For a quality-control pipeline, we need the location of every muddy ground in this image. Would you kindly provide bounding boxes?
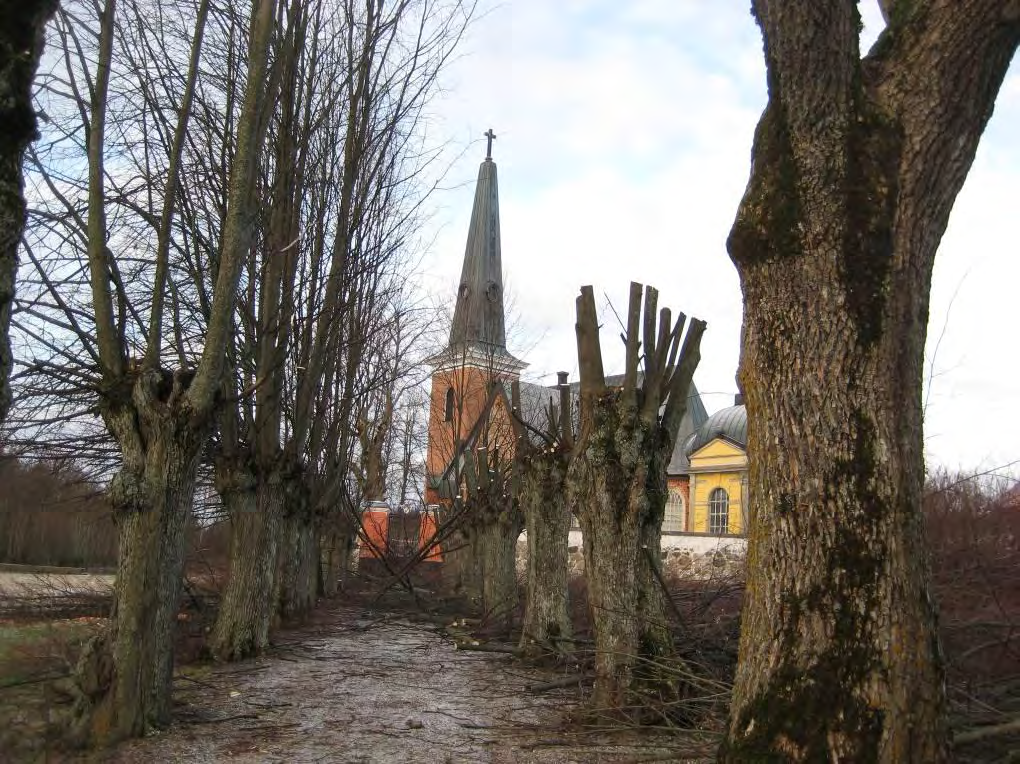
[100,602,713,764]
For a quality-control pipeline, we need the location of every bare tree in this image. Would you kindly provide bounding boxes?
[568,282,705,709]
[0,0,58,425]
[272,0,474,620]
[721,3,1019,760]
[20,0,279,742]
[209,0,317,662]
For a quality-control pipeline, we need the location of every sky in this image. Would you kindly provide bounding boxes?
[419,1,1020,474]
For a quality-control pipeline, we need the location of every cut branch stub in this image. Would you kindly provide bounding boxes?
[623,281,642,404]
[574,282,707,450]
[575,285,606,396]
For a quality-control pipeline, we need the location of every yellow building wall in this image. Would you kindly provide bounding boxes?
[688,438,748,535]
[689,439,746,470]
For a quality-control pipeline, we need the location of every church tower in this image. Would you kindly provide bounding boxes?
[425,132,526,503]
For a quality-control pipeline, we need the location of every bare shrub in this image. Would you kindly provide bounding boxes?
[923,470,1020,755]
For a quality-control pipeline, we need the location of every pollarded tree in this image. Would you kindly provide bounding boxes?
[0,0,57,426]
[568,283,705,709]
[721,2,1019,761]
[23,0,279,742]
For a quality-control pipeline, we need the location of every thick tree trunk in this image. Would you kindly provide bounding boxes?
[443,526,480,601]
[209,477,283,661]
[473,515,521,632]
[721,4,1018,760]
[277,486,317,622]
[72,400,203,743]
[519,450,572,656]
[0,0,57,424]
[723,258,947,761]
[568,284,704,711]
[567,391,650,709]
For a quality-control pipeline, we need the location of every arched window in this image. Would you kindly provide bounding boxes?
[663,489,685,533]
[708,487,729,535]
[444,387,455,422]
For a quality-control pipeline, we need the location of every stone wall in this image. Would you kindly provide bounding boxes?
[515,530,746,580]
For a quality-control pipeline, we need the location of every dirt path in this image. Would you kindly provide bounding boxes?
[108,604,706,763]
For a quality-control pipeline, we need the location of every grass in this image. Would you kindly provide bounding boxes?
[0,617,103,685]
[0,616,105,762]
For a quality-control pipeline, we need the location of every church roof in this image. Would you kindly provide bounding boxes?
[684,404,747,458]
[449,156,507,352]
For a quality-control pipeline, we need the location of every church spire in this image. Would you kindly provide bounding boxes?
[448,130,507,351]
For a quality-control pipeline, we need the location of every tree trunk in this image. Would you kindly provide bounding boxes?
[635,452,672,663]
[473,514,521,632]
[209,476,283,661]
[0,0,57,424]
[443,525,480,601]
[568,284,705,711]
[569,399,679,707]
[724,238,947,762]
[567,391,647,710]
[319,530,343,597]
[721,4,1018,760]
[277,485,317,622]
[72,397,203,743]
[519,449,572,656]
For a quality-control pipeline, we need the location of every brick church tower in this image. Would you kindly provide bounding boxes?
[424,134,526,506]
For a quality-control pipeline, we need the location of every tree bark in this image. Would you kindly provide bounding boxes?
[72,380,203,742]
[635,448,672,663]
[567,284,705,709]
[443,525,480,601]
[319,520,356,597]
[277,483,317,622]
[569,389,648,709]
[473,510,522,631]
[209,473,283,661]
[0,0,57,424]
[721,3,1019,761]
[518,448,572,657]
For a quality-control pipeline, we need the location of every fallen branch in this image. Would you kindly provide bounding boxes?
[954,717,1020,745]
[187,713,259,725]
[526,675,589,693]
[453,641,521,656]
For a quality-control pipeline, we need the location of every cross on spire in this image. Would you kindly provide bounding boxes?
[484,128,496,160]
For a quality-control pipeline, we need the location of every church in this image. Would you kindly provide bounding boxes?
[363,139,749,561]
[422,138,750,541]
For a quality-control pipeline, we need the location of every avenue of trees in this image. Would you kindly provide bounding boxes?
[4,0,474,745]
[0,0,1015,760]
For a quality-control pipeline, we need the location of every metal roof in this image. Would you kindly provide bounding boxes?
[683,405,747,458]
[449,158,507,350]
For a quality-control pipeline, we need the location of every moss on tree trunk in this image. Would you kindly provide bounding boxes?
[0,0,57,424]
[722,2,1018,759]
